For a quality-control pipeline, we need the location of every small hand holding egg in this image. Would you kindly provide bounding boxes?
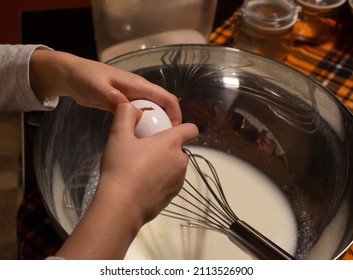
[131,99,173,137]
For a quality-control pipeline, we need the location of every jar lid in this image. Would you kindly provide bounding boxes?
[241,0,299,31]
[296,0,347,9]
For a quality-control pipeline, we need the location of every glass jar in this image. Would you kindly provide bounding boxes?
[233,0,299,61]
[294,0,347,45]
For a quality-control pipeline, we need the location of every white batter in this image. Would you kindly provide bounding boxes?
[125,146,298,259]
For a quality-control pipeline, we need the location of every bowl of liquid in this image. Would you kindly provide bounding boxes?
[34,44,353,259]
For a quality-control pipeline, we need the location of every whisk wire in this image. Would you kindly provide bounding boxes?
[163,205,227,234]
[183,178,234,226]
[162,147,295,260]
[185,149,238,222]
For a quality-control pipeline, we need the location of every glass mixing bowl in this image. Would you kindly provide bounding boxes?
[34,45,353,259]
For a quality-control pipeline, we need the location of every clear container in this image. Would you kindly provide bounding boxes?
[233,0,299,61]
[294,0,347,45]
[90,0,218,62]
[34,45,353,260]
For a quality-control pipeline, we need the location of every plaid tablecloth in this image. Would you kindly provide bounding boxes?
[17,10,353,260]
[210,11,353,112]
[210,10,353,260]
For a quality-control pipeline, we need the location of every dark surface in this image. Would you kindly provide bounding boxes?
[21,7,98,60]
[213,0,243,29]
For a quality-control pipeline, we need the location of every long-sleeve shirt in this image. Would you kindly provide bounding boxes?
[0,44,58,111]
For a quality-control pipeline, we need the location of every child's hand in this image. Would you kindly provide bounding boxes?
[29,49,182,126]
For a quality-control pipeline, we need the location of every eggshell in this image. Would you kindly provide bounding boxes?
[131,99,172,137]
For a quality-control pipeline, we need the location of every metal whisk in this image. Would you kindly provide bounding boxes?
[162,148,295,260]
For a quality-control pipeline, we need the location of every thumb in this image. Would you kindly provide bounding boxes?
[110,103,142,137]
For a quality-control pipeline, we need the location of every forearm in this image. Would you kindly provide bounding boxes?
[29,49,77,101]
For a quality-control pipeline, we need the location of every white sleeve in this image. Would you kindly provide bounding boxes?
[0,44,59,111]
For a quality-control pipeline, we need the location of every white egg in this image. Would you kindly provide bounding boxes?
[131,99,172,137]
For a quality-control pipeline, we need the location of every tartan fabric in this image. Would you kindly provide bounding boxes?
[209,12,239,47]
[210,11,353,113]
[286,43,353,111]
[210,10,353,260]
